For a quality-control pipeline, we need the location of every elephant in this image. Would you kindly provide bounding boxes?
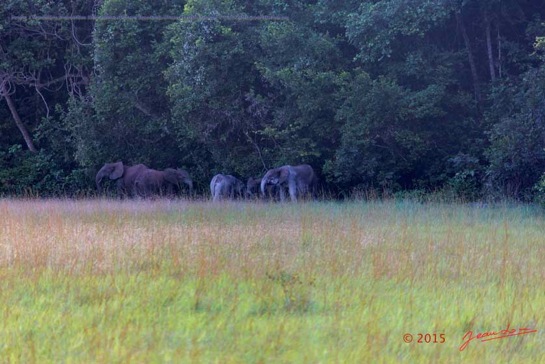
[260,164,317,202]
[95,162,149,197]
[210,174,245,201]
[247,177,278,200]
[246,177,261,199]
[135,168,193,198]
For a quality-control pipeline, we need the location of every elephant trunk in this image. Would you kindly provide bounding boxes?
[95,172,105,190]
[186,179,193,193]
[260,176,268,196]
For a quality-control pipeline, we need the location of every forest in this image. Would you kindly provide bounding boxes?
[1,0,545,201]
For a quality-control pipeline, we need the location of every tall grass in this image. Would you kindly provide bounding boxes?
[0,198,543,362]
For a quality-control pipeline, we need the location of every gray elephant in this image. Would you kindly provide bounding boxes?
[95,162,149,197]
[135,168,193,198]
[210,174,245,201]
[260,164,317,202]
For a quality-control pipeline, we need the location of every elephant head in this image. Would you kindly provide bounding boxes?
[211,174,245,201]
[163,168,193,195]
[247,177,279,200]
[260,164,317,202]
[95,162,148,196]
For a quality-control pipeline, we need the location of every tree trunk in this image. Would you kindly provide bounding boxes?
[2,83,37,152]
[497,25,502,79]
[456,12,482,116]
[485,12,496,82]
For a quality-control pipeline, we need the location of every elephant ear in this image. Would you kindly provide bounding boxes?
[278,166,290,184]
[164,169,180,185]
[110,162,124,180]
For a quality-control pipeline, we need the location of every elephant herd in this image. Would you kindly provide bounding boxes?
[96,162,318,202]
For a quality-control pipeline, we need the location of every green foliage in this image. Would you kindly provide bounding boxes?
[345,0,452,64]
[485,64,545,200]
[0,0,94,195]
[0,146,91,196]
[72,0,186,170]
[166,0,259,182]
[327,70,473,193]
[166,0,345,184]
[445,153,483,201]
[1,0,545,199]
[533,173,545,206]
[255,19,346,168]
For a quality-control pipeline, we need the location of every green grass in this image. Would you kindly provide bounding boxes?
[0,199,544,362]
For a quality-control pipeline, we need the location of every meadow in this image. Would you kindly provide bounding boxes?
[0,198,544,363]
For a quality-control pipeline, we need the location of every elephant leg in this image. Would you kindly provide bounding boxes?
[115,179,126,198]
[220,183,228,201]
[139,185,149,198]
[215,182,226,201]
[213,184,220,202]
[288,179,298,202]
[131,183,140,197]
[166,184,175,198]
[279,186,286,202]
[297,180,308,199]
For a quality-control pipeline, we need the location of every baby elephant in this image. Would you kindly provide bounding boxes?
[210,174,245,202]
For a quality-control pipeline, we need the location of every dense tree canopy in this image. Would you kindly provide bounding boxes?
[1,0,544,200]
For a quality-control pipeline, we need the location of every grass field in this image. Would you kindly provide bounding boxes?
[0,198,544,363]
